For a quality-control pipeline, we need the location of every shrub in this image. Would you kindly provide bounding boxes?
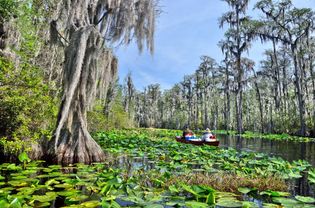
[0,57,57,153]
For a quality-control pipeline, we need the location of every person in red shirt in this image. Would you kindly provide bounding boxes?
[183,127,194,140]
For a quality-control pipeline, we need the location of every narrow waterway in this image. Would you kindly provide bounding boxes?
[218,134,315,167]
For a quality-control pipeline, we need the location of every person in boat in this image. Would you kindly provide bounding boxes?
[202,128,215,142]
[183,127,195,140]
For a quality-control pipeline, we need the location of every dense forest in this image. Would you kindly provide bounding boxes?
[117,0,315,137]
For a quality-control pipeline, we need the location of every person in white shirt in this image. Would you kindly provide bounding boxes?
[202,128,215,142]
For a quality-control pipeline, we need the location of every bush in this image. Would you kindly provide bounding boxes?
[0,57,57,153]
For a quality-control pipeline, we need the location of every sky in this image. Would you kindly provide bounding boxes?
[114,0,315,90]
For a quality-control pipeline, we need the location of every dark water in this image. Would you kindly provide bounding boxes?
[218,134,315,198]
[218,134,315,167]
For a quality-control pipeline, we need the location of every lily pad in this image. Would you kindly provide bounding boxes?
[272,197,301,206]
[216,199,243,208]
[185,201,209,208]
[31,192,57,203]
[80,200,101,207]
[144,204,163,208]
[67,194,89,202]
[260,190,290,197]
[237,187,253,194]
[295,196,315,204]
[7,180,28,187]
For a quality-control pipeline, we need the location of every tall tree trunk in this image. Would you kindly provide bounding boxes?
[292,45,306,136]
[272,40,281,110]
[224,65,231,132]
[46,27,116,165]
[252,69,264,133]
[236,57,243,134]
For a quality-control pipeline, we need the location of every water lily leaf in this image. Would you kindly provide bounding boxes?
[80,200,101,207]
[54,183,73,189]
[21,169,37,175]
[11,175,28,180]
[45,179,60,186]
[35,202,51,207]
[0,175,5,180]
[166,201,185,206]
[242,201,259,208]
[262,203,281,208]
[120,196,144,204]
[16,187,36,196]
[237,187,252,194]
[7,180,28,187]
[67,194,89,202]
[295,196,315,203]
[144,204,163,208]
[32,192,57,203]
[144,193,163,202]
[272,197,300,206]
[6,164,22,171]
[181,184,198,196]
[216,199,243,208]
[260,191,290,197]
[185,201,209,208]
[216,192,238,198]
[173,155,182,161]
[36,174,51,179]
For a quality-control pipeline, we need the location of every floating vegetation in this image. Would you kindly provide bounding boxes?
[214,130,315,143]
[0,129,314,207]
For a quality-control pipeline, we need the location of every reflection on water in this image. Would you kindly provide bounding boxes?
[218,134,315,197]
[218,134,315,167]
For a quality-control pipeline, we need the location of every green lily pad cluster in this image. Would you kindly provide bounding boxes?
[0,128,314,207]
[96,129,314,182]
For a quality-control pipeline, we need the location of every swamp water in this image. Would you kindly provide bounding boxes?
[218,134,315,166]
[218,134,315,198]
[0,155,314,207]
[1,133,315,207]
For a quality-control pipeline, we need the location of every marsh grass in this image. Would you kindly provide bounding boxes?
[166,172,287,193]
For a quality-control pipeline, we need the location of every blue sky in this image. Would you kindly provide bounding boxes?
[114,0,315,90]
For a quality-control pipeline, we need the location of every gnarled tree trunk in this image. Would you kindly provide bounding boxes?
[46,26,117,165]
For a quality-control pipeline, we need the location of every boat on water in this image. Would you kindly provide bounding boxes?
[175,136,220,146]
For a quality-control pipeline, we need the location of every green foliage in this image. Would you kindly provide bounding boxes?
[96,129,313,181]
[0,0,58,154]
[18,152,31,163]
[0,57,57,153]
[214,130,315,142]
[0,128,313,207]
[88,88,135,132]
[0,0,17,20]
[87,101,108,133]
[107,89,134,129]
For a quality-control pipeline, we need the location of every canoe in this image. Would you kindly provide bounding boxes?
[175,136,219,146]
